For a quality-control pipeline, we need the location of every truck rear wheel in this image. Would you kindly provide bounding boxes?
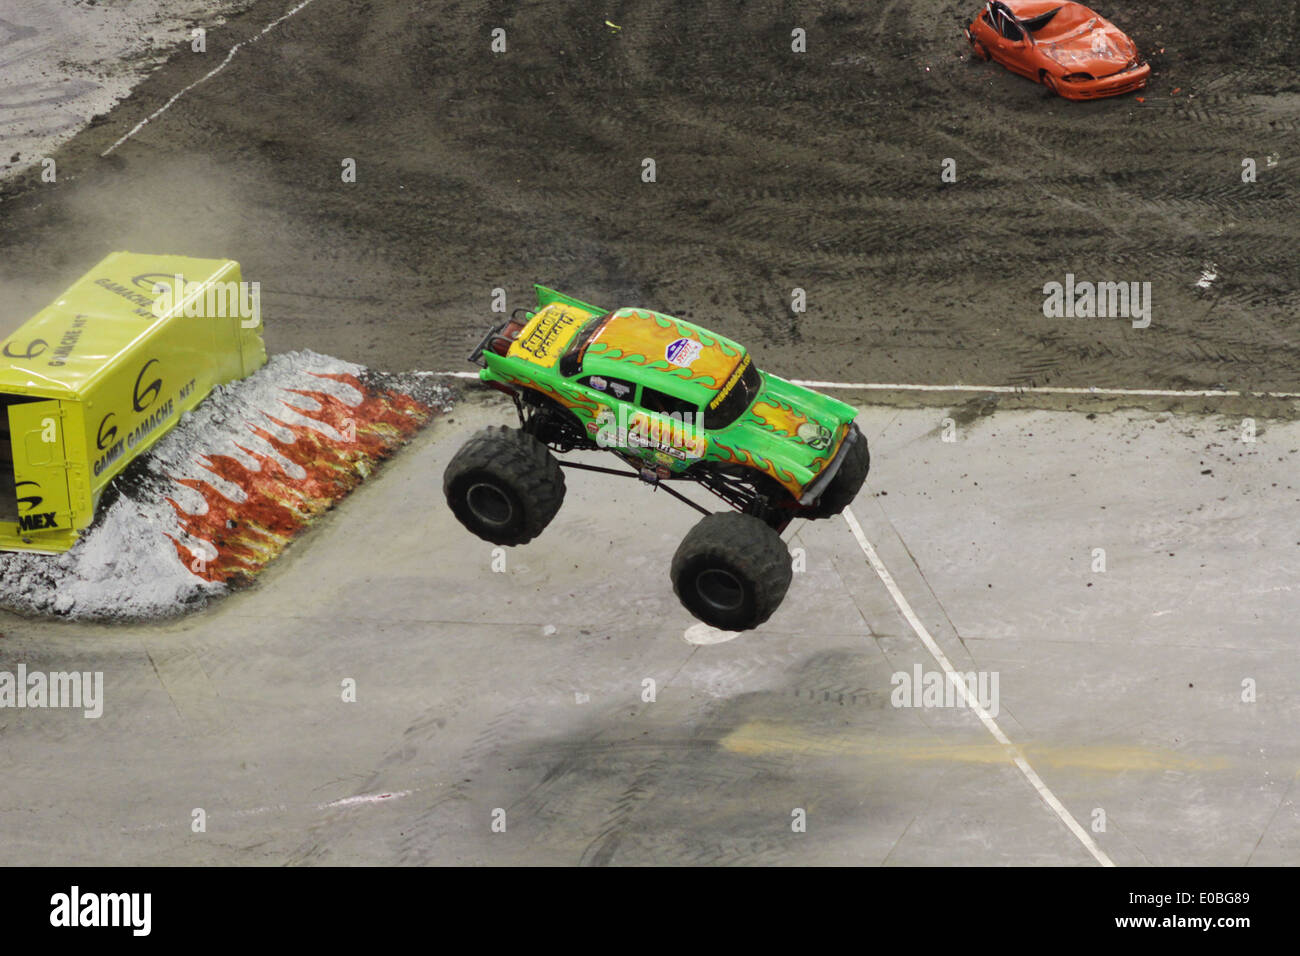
[805,424,870,518]
[443,426,565,545]
[671,511,792,631]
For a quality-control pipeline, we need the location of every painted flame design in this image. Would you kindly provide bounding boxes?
[585,309,741,390]
[711,438,800,495]
[750,398,807,438]
[503,374,603,419]
[165,372,433,584]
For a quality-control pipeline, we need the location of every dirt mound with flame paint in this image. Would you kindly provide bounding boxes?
[0,351,451,621]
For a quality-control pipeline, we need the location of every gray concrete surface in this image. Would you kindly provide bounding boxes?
[1,393,1295,865]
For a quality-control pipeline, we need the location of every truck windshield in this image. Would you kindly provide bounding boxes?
[559,312,613,377]
[704,357,762,429]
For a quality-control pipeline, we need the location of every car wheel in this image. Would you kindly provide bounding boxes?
[967,31,989,61]
[443,426,566,545]
[671,512,792,631]
[1042,72,1060,96]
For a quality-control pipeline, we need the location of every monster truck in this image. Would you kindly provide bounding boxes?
[443,286,870,631]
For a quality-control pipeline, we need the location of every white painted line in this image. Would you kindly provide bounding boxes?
[842,505,1116,867]
[321,790,411,809]
[440,370,1299,399]
[789,380,1300,399]
[102,0,321,156]
[124,789,414,832]
[683,622,741,645]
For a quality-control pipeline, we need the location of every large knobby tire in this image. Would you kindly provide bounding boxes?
[671,512,792,631]
[443,426,565,545]
[805,423,870,518]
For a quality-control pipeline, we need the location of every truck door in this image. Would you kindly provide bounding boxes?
[633,385,706,473]
[577,374,639,451]
[8,400,73,538]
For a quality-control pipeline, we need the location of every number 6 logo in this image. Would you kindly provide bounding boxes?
[3,338,47,360]
[133,359,162,412]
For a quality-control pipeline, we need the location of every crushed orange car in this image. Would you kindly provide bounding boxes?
[965,1,1150,100]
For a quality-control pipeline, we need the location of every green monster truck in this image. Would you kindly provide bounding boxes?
[443,286,870,631]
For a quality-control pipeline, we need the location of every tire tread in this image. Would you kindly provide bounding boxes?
[443,426,565,545]
[670,511,792,630]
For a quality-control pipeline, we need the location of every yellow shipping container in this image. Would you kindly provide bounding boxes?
[0,252,267,553]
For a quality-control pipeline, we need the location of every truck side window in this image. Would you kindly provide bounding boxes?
[639,385,697,418]
[580,375,635,402]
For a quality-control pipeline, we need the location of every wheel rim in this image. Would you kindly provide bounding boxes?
[695,568,746,614]
[465,482,514,526]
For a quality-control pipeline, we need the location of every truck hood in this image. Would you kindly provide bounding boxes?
[710,372,858,495]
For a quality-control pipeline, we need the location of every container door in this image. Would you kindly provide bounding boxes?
[8,400,72,538]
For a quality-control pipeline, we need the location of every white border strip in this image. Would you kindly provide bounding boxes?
[102,0,321,156]
[842,505,1116,867]
[439,370,1297,399]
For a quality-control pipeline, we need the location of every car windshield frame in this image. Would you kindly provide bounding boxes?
[559,311,614,377]
[703,356,761,430]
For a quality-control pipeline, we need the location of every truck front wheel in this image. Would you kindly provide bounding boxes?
[671,511,792,631]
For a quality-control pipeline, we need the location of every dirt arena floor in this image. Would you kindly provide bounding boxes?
[1,0,1296,397]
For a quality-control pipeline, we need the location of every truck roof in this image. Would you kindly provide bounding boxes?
[580,307,748,407]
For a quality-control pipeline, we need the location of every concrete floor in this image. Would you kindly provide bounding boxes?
[1,393,1295,865]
